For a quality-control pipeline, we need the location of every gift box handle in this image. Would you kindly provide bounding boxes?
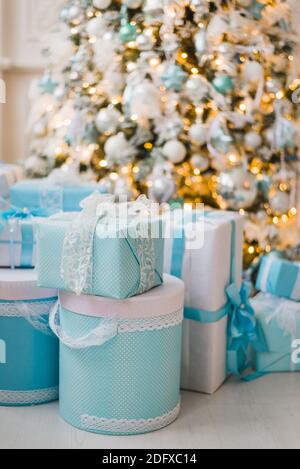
[49,301,118,349]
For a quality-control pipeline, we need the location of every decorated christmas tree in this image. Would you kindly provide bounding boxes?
[27,0,300,267]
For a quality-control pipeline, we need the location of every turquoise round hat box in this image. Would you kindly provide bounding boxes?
[0,269,59,406]
[51,275,184,435]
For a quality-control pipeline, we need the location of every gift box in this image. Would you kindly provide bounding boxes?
[0,269,59,406]
[37,195,164,299]
[0,214,44,268]
[50,275,184,435]
[0,163,23,199]
[251,292,300,373]
[164,209,244,394]
[256,255,300,302]
[10,179,101,214]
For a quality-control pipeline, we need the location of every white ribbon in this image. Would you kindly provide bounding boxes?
[0,299,57,336]
[264,295,300,371]
[61,192,115,296]
[49,301,118,349]
[60,193,159,296]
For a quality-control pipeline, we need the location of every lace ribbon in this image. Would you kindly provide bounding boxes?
[80,401,180,435]
[60,193,159,296]
[0,298,57,336]
[0,387,58,405]
[265,296,299,340]
[50,301,183,349]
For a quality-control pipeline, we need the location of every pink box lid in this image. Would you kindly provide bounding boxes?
[60,274,184,320]
[0,269,57,301]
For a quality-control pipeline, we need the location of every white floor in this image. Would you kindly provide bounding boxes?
[1,374,300,449]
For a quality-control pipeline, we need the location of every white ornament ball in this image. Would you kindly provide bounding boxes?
[93,0,112,10]
[190,154,210,172]
[185,75,208,103]
[149,175,176,203]
[144,0,164,13]
[236,0,252,6]
[189,123,208,146]
[269,190,291,216]
[87,16,105,37]
[245,131,262,150]
[244,61,263,84]
[163,140,187,164]
[68,5,81,20]
[104,132,130,160]
[96,107,121,133]
[123,0,143,8]
[264,128,275,145]
[129,80,161,119]
[136,32,155,50]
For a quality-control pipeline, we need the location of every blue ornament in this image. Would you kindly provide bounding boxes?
[119,21,137,44]
[162,64,188,92]
[83,123,99,144]
[277,120,297,149]
[38,75,58,94]
[250,1,266,20]
[212,75,234,95]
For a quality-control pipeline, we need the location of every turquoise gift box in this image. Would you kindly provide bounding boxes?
[0,269,58,406]
[37,195,164,299]
[256,255,300,301]
[251,292,300,373]
[0,215,41,268]
[51,275,184,435]
[10,180,101,213]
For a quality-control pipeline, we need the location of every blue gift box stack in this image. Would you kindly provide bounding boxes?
[1,179,186,436]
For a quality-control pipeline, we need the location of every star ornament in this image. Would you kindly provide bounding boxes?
[38,75,59,95]
[162,64,188,92]
[249,1,266,20]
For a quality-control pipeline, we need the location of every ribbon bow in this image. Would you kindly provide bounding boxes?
[226,281,267,375]
[1,206,48,222]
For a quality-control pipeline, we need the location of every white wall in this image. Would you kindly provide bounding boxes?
[0,0,63,163]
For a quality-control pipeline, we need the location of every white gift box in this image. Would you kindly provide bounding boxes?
[164,210,244,394]
[0,163,23,199]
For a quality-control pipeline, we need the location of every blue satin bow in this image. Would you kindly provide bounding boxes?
[1,207,48,221]
[0,206,48,268]
[226,281,267,375]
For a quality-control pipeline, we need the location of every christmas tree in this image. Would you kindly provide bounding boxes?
[27,0,300,267]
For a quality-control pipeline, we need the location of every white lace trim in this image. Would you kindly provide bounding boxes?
[80,401,180,434]
[135,230,156,295]
[0,299,57,336]
[0,300,56,318]
[0,386,58,405]
[118,308,183,333]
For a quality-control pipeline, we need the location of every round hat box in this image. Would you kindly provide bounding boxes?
[0,269,58,406]
[52,275,184,435]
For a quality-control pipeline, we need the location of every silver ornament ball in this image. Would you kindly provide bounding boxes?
[93,0,112,9]
[216,167,258,210]
[190,154,210,172]
[96,107,121,133]
[162,140,187,164]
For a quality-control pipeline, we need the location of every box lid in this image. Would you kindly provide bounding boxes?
[0,269,57,301]
[60,274,184,320]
